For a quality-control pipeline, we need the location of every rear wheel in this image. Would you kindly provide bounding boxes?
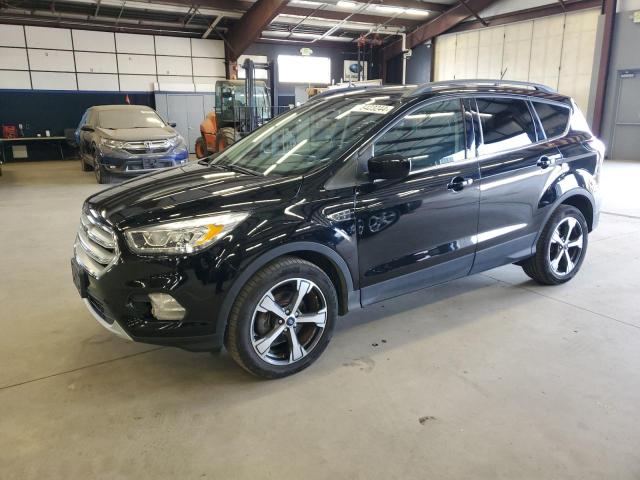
[195,137,207,159]
[520,205,588,285]
[226,257,338,379]
[80,155,92,171]
[216,127,237,152]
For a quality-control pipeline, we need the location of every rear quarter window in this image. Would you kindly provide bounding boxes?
[533,102,571,139]
[475,98,537,156]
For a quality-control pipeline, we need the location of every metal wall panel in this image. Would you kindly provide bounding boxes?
[0,47,28,70]
[74,52,118,73]
[25,26,72,50]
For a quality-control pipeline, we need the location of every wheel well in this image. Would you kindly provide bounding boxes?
[561,195,594,231]
[286,251,350,316]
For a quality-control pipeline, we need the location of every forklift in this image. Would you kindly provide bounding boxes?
[195,58,276,158]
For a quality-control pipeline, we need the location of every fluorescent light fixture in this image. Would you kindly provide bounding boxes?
[375,5,405,14]
[337,1,359,9]
[291,0,324,6]
[405,8,430,17]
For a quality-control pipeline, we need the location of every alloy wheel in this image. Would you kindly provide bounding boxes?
[250,278,327,365]
[548,217,584,276]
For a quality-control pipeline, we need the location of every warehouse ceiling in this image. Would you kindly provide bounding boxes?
[0,0,455,43]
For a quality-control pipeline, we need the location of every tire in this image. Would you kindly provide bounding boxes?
[217,127,237,152]
[520,205,588,285]
[226,257,338,379]
[80,155,92,172]
[93,148,112,184]
[195,137,208,159]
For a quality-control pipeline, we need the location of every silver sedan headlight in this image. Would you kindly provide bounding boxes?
[100,138,126,149]
[124,212,248,254]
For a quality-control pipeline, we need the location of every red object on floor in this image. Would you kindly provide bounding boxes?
[2,125,17,138]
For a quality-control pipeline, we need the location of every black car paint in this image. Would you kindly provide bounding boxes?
[75,85,602,351]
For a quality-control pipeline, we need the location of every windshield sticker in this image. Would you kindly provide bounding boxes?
[351,104,395,115]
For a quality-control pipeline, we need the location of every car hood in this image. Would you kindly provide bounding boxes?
[97,127,177,141]
[87,161,302,229]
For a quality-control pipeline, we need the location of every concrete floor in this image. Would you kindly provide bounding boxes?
[1,160,639,479]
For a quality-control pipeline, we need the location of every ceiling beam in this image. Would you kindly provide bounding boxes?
[225,0,290,61]
[445,0,600,33]
[383,0,498,61]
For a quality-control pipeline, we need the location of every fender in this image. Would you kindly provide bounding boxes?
[214,241,360,339]
[534,187,596,246]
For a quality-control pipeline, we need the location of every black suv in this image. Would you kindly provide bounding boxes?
[71,81,603,378]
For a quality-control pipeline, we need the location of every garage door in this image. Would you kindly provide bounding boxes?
[433,9,599,112]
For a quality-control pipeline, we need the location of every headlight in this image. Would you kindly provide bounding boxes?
[124,212,248,254]
[101,138,126,149]
[167,136,185,148]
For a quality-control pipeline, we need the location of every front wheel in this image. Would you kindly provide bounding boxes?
[195,137,207,159]
[93,149,112,184]
[226,257,338,379]
[520,205,588,285]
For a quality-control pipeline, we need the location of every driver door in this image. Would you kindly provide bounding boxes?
[356,98,481,305]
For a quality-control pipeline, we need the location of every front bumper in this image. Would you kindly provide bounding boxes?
[98,146,189,176]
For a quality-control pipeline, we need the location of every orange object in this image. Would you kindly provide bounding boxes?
[2,125,17,138]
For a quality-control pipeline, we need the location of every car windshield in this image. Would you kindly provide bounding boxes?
[98,109,166,129]
[212,90,404,176]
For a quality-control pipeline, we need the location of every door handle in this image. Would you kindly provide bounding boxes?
[537,155,557,169]
[447,176,474,192]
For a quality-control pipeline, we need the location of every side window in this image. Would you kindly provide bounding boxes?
[476,98,537,156]
[533,102,571,139]
[373,99,466,170]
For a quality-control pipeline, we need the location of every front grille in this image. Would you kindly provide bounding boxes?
[125,159,174,171]
[124,140,170,154]
[74,209,119,278]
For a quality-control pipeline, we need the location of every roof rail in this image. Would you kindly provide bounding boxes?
[408,79,556,97]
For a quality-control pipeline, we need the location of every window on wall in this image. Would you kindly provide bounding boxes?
[277,55,331,84]
[475,98,537,156]
[374,99,466,170]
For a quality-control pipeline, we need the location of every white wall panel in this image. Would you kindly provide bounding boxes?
[77,73,119,91]
[156,56,192,76]
[28,49,75,72]
[529,15,564,90]
[192,58,226,77]
[118,74,156,91]
[72,30,115,53]
[454,30,479,79]
[0,24,25,47]
[0,47,28,70]
[0,70,30,89]
[156,82,195,92]
[433,34,457,81]
[558,9,599,111]
[31,72,76,90]
[25,26,72,50]
[477,26,504,79]
[115,33,155,54]
[158,75,194,84]
[75,52,117,73]
[117,53,156,74]
[191,38,224,58]
[195,82,217,93]
[155,36,190,56]
[502,21,533,81]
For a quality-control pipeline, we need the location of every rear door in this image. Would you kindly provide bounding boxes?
[356,98,481,305]
[470,96,562,273]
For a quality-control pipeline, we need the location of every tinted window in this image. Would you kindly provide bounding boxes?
[374,99,466,170]
[534,102,570,139]
[476,98,537,155]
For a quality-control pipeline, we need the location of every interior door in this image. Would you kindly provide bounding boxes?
[356,98,480,305]
[186,95,205,153]
[611,71,640,161]
[166,95,190,151]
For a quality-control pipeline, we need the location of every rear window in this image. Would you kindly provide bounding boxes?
[476,98,537,156]
[533,102,571,139]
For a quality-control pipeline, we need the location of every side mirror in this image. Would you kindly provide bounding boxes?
[168,122,177,128]
[80,125,94,132]
[368,154,410,180]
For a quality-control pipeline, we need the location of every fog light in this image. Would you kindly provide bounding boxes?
[148,293,186,321]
